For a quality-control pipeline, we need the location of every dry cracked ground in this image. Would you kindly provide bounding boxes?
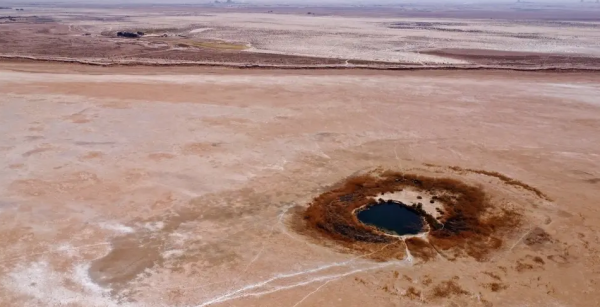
[0,62,599,307]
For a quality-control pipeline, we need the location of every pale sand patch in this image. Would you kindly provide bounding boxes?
[98,222,135,234]
[190,28,212,34]
[377,187,443,218]
[2,261,127,307]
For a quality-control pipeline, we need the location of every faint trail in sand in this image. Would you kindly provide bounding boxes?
[174,205,303,292]
[242,208,288,273]
[196,261,400,307]
[232,262,396,301]
[274,204,336,257]
[195,243,403,307]
[509,226,535,252]
[291,279,333,307]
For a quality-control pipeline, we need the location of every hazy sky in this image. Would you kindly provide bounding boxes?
[0,0,587,7]
[0,0,583,4]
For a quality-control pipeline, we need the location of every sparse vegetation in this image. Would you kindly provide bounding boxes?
[431,280,469,298]
[404,286,422,300]
[515,260,534,272]
[483,271,502,281]
[524,227,553,246]
[422,276,433,286]
[533,256,545,264]
[486,282,508,292]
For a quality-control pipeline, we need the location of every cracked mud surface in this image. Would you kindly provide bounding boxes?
[0,63,599,307]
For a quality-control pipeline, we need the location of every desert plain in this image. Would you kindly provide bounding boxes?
[0,2,600,307]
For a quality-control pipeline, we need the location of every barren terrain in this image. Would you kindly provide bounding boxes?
[1,4,600,68]
[0,61,599,306]
[1,3,600,307]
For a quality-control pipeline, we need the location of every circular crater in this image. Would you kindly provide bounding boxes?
[293,168,546,262]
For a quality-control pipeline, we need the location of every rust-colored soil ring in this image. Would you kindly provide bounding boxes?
[294,169,526,262]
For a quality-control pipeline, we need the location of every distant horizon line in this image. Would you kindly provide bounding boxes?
[1,0,595,5]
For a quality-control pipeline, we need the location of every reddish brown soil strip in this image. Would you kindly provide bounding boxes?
[430,279,469,298]
[3,55,600,72]
[422,49,600,69]
[448,166,550,201]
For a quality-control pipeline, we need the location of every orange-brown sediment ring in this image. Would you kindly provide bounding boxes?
[298,170,523,261]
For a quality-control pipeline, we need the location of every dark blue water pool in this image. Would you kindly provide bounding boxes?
[356,201,424,236]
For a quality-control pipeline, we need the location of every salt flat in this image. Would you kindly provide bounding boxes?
[0,62,599,306]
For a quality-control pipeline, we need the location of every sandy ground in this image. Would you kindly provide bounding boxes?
[0,62,599,306]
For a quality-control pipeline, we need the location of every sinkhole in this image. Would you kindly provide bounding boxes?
[298,169,536,261]
[356,201,425,236]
